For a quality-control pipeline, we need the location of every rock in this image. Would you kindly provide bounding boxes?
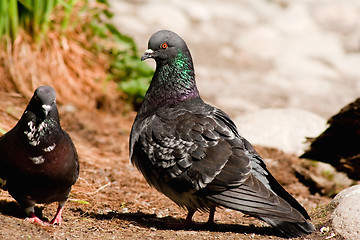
[235,108,327,155]
[332,185,360,205]
[294,161,354,196]
[331,185,360,240]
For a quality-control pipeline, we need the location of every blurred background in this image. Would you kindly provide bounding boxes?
[109,0,360,154]
[110,0,360,116]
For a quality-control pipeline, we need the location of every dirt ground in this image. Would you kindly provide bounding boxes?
[0,93,341,240]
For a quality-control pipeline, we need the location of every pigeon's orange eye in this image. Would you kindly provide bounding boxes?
[161,43,168,49]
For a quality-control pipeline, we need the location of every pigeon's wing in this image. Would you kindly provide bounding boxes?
[207,109,315,237]
[202,109,311,219]
[61,130,80,185]
[130,104,252,194]
[0,126,25,180]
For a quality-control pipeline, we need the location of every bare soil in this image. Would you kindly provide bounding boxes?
[0,94,341,240]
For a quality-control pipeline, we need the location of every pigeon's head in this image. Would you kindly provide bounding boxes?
[141,30,190,64]
[28,86,57,119]
[138,30,198,110]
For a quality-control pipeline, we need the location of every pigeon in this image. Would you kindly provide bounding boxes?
[129,30,315,237]
[301,98,360,180]
[0,86,79,225]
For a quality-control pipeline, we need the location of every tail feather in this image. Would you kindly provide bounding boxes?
[206,174,315,237]
[262,218,315,238]
[208,189,304,222]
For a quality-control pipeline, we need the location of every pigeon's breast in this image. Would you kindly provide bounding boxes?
[23,120,48,147]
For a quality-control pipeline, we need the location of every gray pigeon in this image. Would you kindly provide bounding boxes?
[130,30,315,237]
[0,86,79,225]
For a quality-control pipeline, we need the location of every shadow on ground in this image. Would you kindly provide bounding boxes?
[71,207,282,238]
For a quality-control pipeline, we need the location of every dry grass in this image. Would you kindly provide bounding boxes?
[1,31,111,107]
[0,1,122,110]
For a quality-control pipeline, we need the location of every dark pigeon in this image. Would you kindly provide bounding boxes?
[301,98,360,180]
[130,30,315,237]
[0,86,79,225]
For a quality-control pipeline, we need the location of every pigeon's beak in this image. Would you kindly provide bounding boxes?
[141,49,154,61]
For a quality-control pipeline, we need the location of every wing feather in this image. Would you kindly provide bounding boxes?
[131,104,251,194]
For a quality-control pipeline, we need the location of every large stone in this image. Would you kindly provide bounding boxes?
[331,185,360,240]
[234,108,327,155]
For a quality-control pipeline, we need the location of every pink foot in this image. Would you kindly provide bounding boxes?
[50,205,64,225]
[25,212,48,225]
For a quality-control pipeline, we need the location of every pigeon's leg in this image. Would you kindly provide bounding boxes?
[206,206,216,227]
[50,200,66,225]
[183,208,196,227]
[24,206,46,225]
[168,208,196,229]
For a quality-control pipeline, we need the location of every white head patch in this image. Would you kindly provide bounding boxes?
[42,104,52,116]
[30,156,45,165]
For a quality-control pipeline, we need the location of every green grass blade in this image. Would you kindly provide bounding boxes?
[8,0,18,41]
[0,0,8,38]
[33,0,44,33]
[38,0,55,40]
[18,0,33,11]
[57,0,77,30]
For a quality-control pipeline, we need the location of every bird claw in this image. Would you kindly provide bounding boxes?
[25,215,49,226]
[49,205,64,225]
[49,216,62,225]
[25,212,62,226]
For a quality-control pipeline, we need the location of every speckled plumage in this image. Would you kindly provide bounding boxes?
[130,30,315,237]
[0,86,79,225]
